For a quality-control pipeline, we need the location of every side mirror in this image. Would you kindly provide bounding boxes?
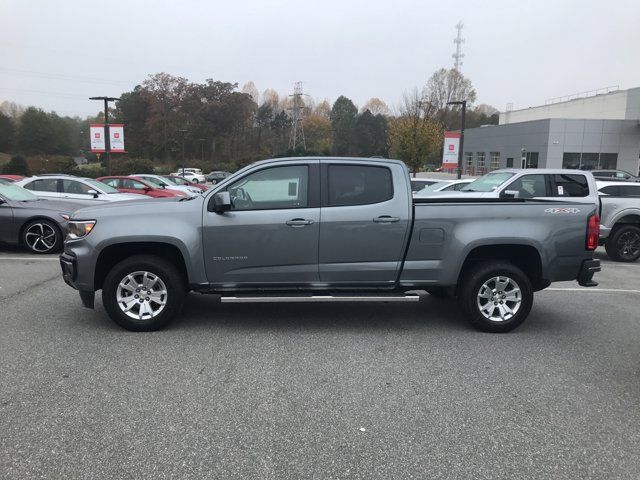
[87,189,99,198]
[502,190,520,199]
[209,191,232,213]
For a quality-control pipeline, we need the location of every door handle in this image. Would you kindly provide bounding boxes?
[286,218,314,227]
[373,215,400,223]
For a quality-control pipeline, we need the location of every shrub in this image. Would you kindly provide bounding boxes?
[76,163,106,178]
[26,155,77,175]
[109,157,154,175]
[1,155,29,175]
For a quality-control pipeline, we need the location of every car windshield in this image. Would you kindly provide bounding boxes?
[460,173,516,192]
[166,176,188,185]
[419,181,453,192]
[84,178,119,194]
[0,183,40,201]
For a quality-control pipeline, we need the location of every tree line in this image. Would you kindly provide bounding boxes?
[0,68,498,175]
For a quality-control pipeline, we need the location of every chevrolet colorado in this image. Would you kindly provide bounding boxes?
[60,157,601,332]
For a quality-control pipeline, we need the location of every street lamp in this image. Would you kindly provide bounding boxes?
[446,100,466,179]
[177,129,188,175]
[521,148,527,169]
[89,96,119,175]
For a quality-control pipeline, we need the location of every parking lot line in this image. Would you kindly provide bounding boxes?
[547,287,640,294]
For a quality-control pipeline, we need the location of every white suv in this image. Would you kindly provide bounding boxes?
[16,175,143,204]
[171,168,206,184]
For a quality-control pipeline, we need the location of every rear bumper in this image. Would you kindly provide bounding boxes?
[577,258,601,287]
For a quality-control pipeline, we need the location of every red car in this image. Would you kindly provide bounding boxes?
[97,176,188,198]
[0,175,25,183]
[164,175,208,192]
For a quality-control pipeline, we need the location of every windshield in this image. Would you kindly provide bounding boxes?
[166,176,188,185]
[461,172,515,192]
[84,178,119,194]
[0,183,40,201]
[419,181,452,192]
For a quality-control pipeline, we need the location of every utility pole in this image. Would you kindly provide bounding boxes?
[288,81,307,151]
[447,100,466,179]
[452,21,465,71]
[89,96,118,175]
[178,129,188,176]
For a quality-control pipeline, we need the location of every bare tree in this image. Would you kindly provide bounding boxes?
[361,97,391,116]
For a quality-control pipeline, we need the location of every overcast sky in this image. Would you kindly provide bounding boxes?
[1,0,638,117]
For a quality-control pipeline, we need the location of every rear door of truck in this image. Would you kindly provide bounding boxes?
[318,160,412,285]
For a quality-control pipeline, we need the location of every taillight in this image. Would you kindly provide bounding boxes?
[586,214,599,251]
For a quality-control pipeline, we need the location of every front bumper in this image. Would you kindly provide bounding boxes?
[577,258,601,287]
[60,252,77,288]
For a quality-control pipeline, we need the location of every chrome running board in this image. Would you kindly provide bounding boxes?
[220,294,421,303]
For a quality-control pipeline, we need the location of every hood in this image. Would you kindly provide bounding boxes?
[71,195,203,219]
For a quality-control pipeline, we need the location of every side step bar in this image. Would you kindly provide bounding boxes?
[220,294,421,304]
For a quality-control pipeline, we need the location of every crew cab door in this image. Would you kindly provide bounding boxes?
[318,161,412,285]
[203,161,320,286]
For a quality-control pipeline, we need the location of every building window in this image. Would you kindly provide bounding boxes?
[506,158,514,168]
[525,152,539,168]
[562,152,618,170]
[464,152,473,174]
[476,152,486,174]
[490,152,500,171]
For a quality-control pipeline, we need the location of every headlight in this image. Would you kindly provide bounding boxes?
[67,220,96,239]
[60,214,70,221]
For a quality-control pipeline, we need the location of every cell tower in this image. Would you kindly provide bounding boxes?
[288,81,307,151]
[452,21,465,71]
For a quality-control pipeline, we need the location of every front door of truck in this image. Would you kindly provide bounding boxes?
[318,161,411,285]
[203,161,320,287]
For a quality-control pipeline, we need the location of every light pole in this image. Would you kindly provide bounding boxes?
[521,148,527,169]
[89,96,118,175]
[446,100,466,179]
[177,129,188,175]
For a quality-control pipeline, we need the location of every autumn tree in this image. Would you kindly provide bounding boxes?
[0,112,15,152]
[361,97,391,116]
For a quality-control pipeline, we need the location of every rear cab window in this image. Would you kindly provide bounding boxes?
[327,165,393,206]
[551,174,589,197]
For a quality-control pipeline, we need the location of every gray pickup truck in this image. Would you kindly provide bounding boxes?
[597,181,640,262]
[60,157,601,333]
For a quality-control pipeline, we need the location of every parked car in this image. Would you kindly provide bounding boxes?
[171,168,206,183]
[16,175,143,204]
[163,175,208,192]
[410,178,441,193]
[0,175,25,183]
[0,183,77,253]
[97,176,187,198]
[132,174,203,197]
[206,171,232,184]
[414,179,474,195]
[61,157,600,333]
[597,181,640,262]
[0,178,12,185]
[591,169,639,183]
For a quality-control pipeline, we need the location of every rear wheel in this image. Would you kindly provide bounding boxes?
[605,225,640,262]
[459,261,533,333]
[22,219,62,254]
[102,255,186,331]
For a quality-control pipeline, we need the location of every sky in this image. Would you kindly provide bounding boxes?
[0,0,638,118]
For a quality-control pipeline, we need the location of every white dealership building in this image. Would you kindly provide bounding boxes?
[459,87,640,176]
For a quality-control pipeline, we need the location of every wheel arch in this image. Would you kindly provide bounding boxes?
[94,242,189,291]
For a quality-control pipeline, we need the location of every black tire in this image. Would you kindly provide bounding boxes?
[102,255,186,331]
[459,261,533,333]
[425,287,450,299]
[22,219,62,254]
[605,225,640,263]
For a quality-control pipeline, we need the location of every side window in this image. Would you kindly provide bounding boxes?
[26,178,58,192]
[441,184,457,191]
[103,178,120,188]
[598,186,619,196]
[122,179,146,190]
[327,165,393,206]
[62,180,93,195]
[227,165,308,211]
[452,182,468,191]
[619,185,640,196]
[504,174,548,198]
[552,174,589,197]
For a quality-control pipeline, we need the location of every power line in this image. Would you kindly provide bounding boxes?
[0,67,134,86]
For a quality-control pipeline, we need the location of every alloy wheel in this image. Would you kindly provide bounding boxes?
[25,223,58,253]
[617,230,640,260]
[116,271,168,320]
[476,275,522,322]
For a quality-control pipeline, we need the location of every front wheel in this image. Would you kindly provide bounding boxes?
[22,219,62,254]
[605,225,640,262]
[102,255,186,331]
[459,261,533,333]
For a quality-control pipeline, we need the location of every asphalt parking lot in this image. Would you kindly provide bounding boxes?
[0,249,639,479]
